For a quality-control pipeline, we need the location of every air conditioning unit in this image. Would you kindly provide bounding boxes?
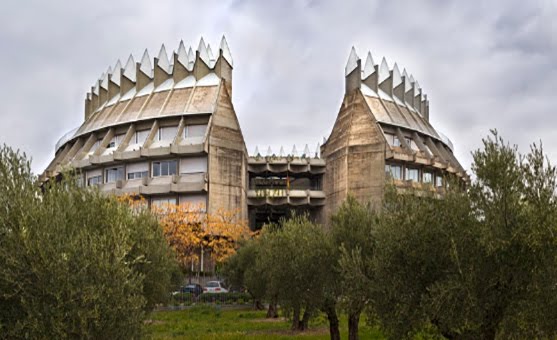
[116,179,124,189]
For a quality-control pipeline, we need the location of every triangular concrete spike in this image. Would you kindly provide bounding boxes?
[177,40,189,67]
[414,80,421,96]
[157,44,171,73]
[139,49,152,77]
[254,146,260,156]
[291,145,298,157]
[345,46,359,76]
[207,44,215,68]
[378,57,390,84]
[207,44,215,61]
[92,83,99,95]
[266,146,273,156]
[111,59,122,85]
[392,63,402,87]
[279,146,285,157]
[362,51,375,79]
[100,71,108,89]
[409,74,415,84]
[198,37,210,65]
[315,143,321,158]
[220,35,233,66]
[403,69,412,92]
[123,54,136,82]
[303,144,310,157]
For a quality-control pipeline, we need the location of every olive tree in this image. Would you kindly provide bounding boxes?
[0,145,178,339]
[370,131,557,339]
[332,196,378,340]
[258,215,335,332]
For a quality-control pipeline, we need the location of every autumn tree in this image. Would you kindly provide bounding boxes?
[152,202,251,275]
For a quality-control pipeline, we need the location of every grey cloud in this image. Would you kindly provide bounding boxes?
[0,0,555,174]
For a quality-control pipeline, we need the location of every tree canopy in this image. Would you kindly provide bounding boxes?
[0,145,178,339]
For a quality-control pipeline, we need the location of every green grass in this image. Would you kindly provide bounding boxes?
[143,306,386,339]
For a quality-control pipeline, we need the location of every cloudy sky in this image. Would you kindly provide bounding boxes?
[0,0,555,174]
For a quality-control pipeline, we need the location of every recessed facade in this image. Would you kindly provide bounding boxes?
[41,38,467,230]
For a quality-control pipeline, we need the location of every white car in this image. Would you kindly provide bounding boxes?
[204,281,229,293]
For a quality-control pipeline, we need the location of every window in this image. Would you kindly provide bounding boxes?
[436,175,443,187]
[406,168,419,182]
[384,133,401,147]
[158,126,178,141]
[180,157,207,174]
[184,124,207,138]
[134,130,150,145]
[152,160,178,177]
[104,166,124,183]
[86,169,102,186]
[127,162,149,180]
[180,194,207,211]
[385,164,402,180]
[151,197,177,210]
[87,175,102,186]
[423,171,433,184]
[107,134,124,148]
[127,171,148,180]
[405,137,419,151]
[90,139,102,153]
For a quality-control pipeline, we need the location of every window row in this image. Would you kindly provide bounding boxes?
[90,124,208,152]
[384,133,433,155]
[385,163,443,187]
[127,194,208,212]
[85,157,207,186]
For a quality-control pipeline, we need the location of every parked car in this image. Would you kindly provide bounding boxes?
[172,284,203,297]
[204,281,229,293]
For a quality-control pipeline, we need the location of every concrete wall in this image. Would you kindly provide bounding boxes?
[207,83,248,220]
[322,90,386,224]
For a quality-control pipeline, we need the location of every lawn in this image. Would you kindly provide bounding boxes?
[143,305,387,339]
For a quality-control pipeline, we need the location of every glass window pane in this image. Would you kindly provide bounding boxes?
[161,162,169,176]
[153,163,160,177]
[169,160,177,175]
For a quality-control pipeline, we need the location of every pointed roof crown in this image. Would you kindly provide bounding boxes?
[177,40,189,67]
[123,55,136,82]
[220,35,233,66]
[157,44,171,73]
[345,47,359,76]
[362,52,375,79]
[378,57,390,84]
[139,49,152,77]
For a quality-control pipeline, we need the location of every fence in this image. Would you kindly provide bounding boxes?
[168,292,253,308]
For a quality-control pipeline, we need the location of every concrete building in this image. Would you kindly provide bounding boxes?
[41,38,467,230]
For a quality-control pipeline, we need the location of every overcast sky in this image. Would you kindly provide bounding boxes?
[0,0,555,174]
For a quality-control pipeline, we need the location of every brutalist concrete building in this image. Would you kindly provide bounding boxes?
[41,38,467,230]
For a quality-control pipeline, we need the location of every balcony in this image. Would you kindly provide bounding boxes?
[247,189,326,206]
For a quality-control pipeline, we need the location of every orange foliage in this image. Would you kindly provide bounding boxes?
[118,195,251,270]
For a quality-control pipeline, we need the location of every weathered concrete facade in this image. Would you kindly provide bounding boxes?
[42,40,466,230]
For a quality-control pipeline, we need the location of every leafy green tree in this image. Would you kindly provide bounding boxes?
[222,238,269,312]
[370,131,557,339]
[258,215,334,332]
[0,145,178,339]
[332,196,378,340]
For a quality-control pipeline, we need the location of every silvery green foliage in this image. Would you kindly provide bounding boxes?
[370,131,557,339]
[0,145,177,339]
